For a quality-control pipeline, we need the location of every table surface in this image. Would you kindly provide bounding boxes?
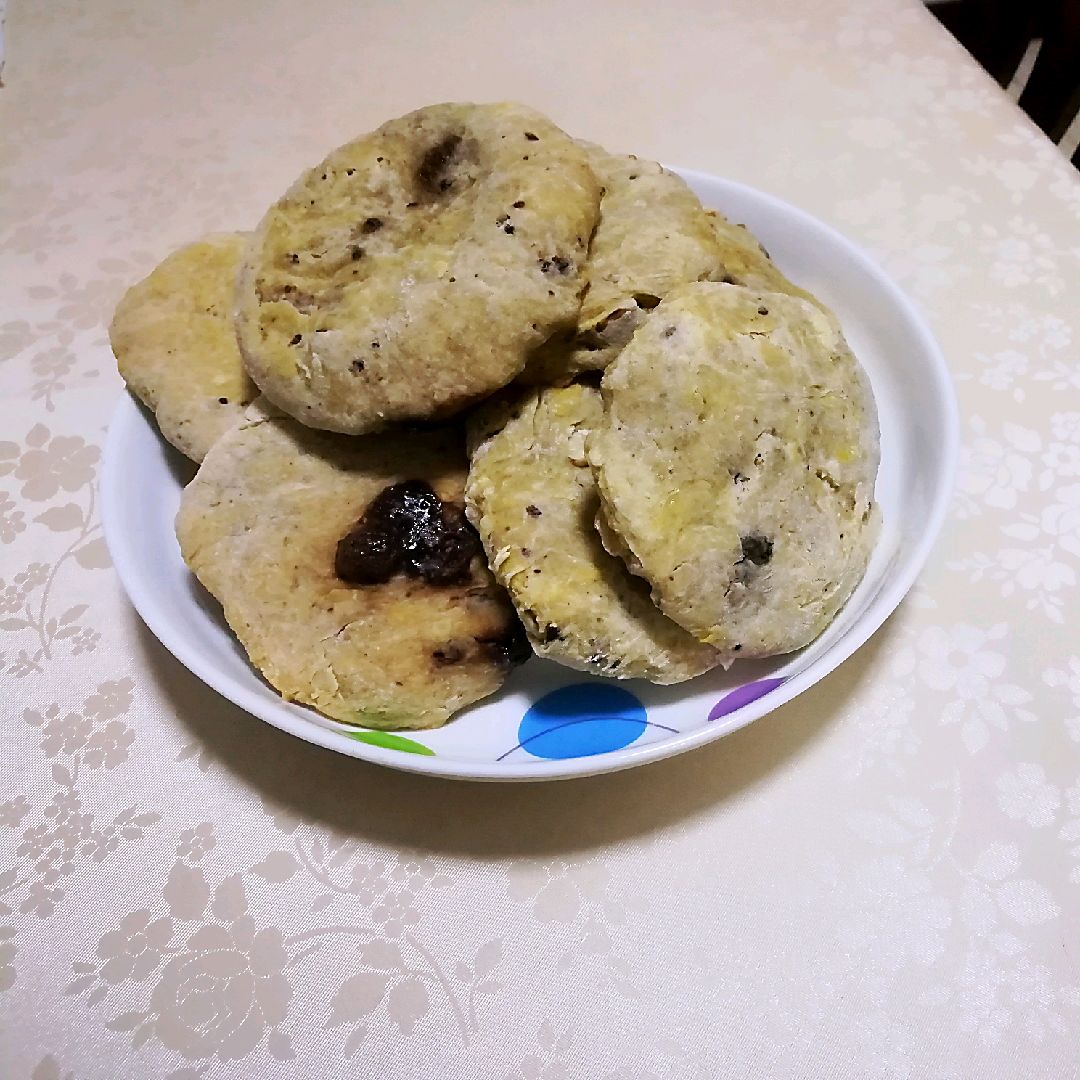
[3,1,1080,1077]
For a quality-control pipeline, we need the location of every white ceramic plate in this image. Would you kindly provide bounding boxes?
[101,170,957,782]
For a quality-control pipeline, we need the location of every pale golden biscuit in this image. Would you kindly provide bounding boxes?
[706,210,825,310]
[176,401,528,729]
[236,103,601,433]
[109,233,257,462]
[588,281,880,656]
[466,383,722,682]
[522,145,722,384]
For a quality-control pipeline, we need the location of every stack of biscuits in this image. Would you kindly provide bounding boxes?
[110,102,880,731]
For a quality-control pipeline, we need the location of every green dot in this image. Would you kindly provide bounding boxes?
[347,730,435,756]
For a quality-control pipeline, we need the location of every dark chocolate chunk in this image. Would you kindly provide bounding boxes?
[335,525,401,585]
[739,534,773,566]
[540,255,571,275]
[335,480,483,587]
[410,503,480,585]
[525,504,541,517]
[361,217,383,233]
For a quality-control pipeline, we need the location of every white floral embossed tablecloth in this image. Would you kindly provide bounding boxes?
[2,1,1079,1077]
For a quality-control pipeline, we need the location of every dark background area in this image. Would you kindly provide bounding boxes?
[930,0,1080,166]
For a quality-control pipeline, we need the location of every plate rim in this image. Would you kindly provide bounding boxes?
[101,171,959,783]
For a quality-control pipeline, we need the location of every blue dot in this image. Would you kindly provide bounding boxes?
[515,684,647,760]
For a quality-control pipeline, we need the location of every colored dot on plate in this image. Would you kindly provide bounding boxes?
[348,730,435,756]
[517,684,647,760]
[707,677,785,721]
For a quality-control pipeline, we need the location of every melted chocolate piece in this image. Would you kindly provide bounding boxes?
[335,526,400,585]
[335,480,482,587]
[431,644,465,666]
[411,503,479,585]
[416,134,463,195]
[476,621,532,669]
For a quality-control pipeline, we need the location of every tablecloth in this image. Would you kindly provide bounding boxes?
[2,1,1079,1076]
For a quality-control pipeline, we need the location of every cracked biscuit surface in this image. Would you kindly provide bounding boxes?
[236,102,601,433]
[466,383,722,682]
[522,145,722,384]
[706,210,825,310]
[588,281,880,656]
[110,233,257,462]
[175,401,527,729]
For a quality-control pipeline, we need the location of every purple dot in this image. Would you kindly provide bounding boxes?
[707,678,786,721]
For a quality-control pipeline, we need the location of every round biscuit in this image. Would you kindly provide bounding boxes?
[236,103,601,432]
[176,401,528,729]
[109,233,257,462]
[588,281,880,656]
[466,383,721,682]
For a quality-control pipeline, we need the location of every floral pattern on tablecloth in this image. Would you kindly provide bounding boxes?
[1,0,1078,1076]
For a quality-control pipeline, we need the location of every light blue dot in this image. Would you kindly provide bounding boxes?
[516,684,647,760]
